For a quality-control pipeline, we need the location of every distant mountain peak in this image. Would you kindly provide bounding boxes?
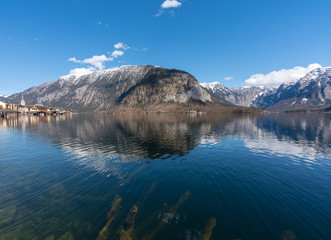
[200,82,276,107]
[199,67,331,111]
[254,67,331,111]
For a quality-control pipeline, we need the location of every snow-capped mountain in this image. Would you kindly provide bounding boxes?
[254,67,331,111]
[200,82,276,107]
[201,68,331,111]
[6,65,230,110]
[0,94,8,101]
[7,65,330,112]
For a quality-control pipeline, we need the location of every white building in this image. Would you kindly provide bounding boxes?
[21,93,25,106]
[0,101,6,109]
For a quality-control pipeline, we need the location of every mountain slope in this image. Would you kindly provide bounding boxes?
[254,68,331,111]
[201,68,331,111]
[6,65,232,111]
[200,82,276,107]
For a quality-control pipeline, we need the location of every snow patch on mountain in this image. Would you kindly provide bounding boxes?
[254,67,331,110]
[200,82,276,107]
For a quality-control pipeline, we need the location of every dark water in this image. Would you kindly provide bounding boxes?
[0,113,330,240]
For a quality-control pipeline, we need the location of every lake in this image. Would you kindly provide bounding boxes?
[0,113,330,240]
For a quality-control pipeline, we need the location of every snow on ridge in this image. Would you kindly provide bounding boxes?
[200,82,225,90]
[281,67,331,89]
[57,65,156,85]
[201,81,224,86]
[60,65,156,80]
[200,82,274,92]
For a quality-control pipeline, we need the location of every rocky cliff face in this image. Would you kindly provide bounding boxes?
[7,65,226,110]
[200,82,276,107]
[118,68,213,106]
[254,68,331,111]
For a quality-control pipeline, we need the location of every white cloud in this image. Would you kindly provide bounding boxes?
[155,10,164,17]
[68,57,81,63]
[244,63,322,87]
[67,41,140,73]
[69,67,95,78]
[161,0,182,8]
[111,50,124,58]
[114,42,130,50]
[224,77,233,81]
[82,55,111,70]
[68,52,120,71]
[133,47,148,51]
[155,0,182,16]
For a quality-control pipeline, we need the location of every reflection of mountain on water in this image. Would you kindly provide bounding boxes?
[248,114,331,161]
[256,114,331,147]
[1,113,330,173]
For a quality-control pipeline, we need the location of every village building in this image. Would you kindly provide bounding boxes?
[5,103,18,110]
[29,106,39,114]
[18,105,29,114]
[1,98,71,117]
[20,93,25,106]
[0,101,6,110]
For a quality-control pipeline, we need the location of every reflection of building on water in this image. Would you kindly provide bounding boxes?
[0,115,71,130]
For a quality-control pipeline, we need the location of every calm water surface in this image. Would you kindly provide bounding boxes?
[0,113,330,240]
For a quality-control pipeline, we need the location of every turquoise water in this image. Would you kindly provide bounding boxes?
[0,113,330,240]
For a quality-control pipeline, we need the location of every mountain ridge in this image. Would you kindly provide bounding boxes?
[6,65,240,112]
[8,64,330,112]
[201,67,331,111]
[255,67,331,111]
[200,82,276,107]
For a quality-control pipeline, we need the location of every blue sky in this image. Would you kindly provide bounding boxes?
[1,0,331,95]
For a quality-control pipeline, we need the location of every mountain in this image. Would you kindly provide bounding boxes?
[6,65,234,111]
[200,82,276,107]
[254,68,331,111]
[0,94,7,101]
[201,68,331,111]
